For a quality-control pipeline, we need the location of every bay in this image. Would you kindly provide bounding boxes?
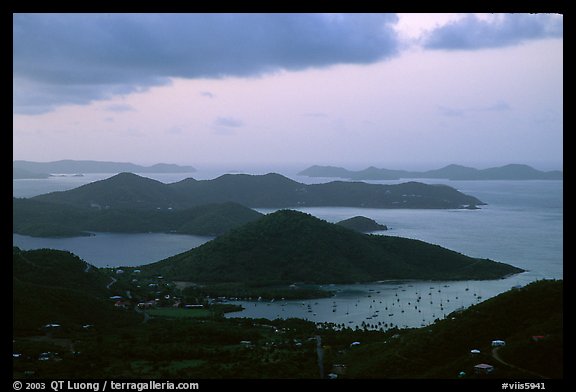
[12,232,213,268]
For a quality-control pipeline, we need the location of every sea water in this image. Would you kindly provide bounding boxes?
[12,232,213,267]
[12,168,563,328]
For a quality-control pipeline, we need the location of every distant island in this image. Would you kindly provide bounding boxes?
[299,163,563,181]
[29,172,485,210]
[143,209,523,286]
[336,216,388,232]
[13,167,51,179]
[13,159,196,178]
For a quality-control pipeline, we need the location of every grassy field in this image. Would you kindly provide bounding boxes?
[146,307,213,319]
[131,359,207,374]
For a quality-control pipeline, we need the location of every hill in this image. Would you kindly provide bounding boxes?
[13,159,196,174]
[299,163,563,181]
[339,279,563,378]
[142,210,523,285]
[31,172,485,210]
[336,216,388,232]
[31,172,183,210]
[13,247,138,333]
[13,198,263,237]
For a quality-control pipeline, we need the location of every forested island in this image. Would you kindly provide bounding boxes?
[336,216,388,232]
[29,172,485,209]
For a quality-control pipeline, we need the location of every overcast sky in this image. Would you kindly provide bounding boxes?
[13,13,563,171]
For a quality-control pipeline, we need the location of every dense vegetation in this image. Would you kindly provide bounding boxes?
[11,247,323,378]
[30,172,485,210]
[12,247,562,379]
[13,247,138,333]
[143,210,523,285]
[336,216,388,232]
[299,163,563,180]
[13,198,262,237]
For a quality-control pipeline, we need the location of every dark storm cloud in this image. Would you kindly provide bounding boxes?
[423,14,562,50]
[13,13,399,114]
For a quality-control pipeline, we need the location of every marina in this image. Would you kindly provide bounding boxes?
[224,275,535,329]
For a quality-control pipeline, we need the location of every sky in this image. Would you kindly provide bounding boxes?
[12,13,563,171]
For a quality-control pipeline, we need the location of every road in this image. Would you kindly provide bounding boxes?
[106,277,117,290]
[315,335,324,379]
[134,304,151,324]
[491,347,548,379]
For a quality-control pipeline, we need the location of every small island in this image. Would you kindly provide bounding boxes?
[336,216,388,232]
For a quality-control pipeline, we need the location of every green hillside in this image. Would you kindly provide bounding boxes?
[13,198,263,237]
[31,172,183,210]
[13,247,138,333]
[143,210,523,284]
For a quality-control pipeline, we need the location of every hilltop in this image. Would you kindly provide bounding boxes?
[299,163,563,181]
[30,172,485,210]
[142,210,523,285]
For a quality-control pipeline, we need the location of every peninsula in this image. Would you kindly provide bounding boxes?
[142,210,523,286]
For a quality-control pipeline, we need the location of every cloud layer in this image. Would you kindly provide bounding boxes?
[13,13,563,115]
[423,14,563,50]
[13,13,399,114]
